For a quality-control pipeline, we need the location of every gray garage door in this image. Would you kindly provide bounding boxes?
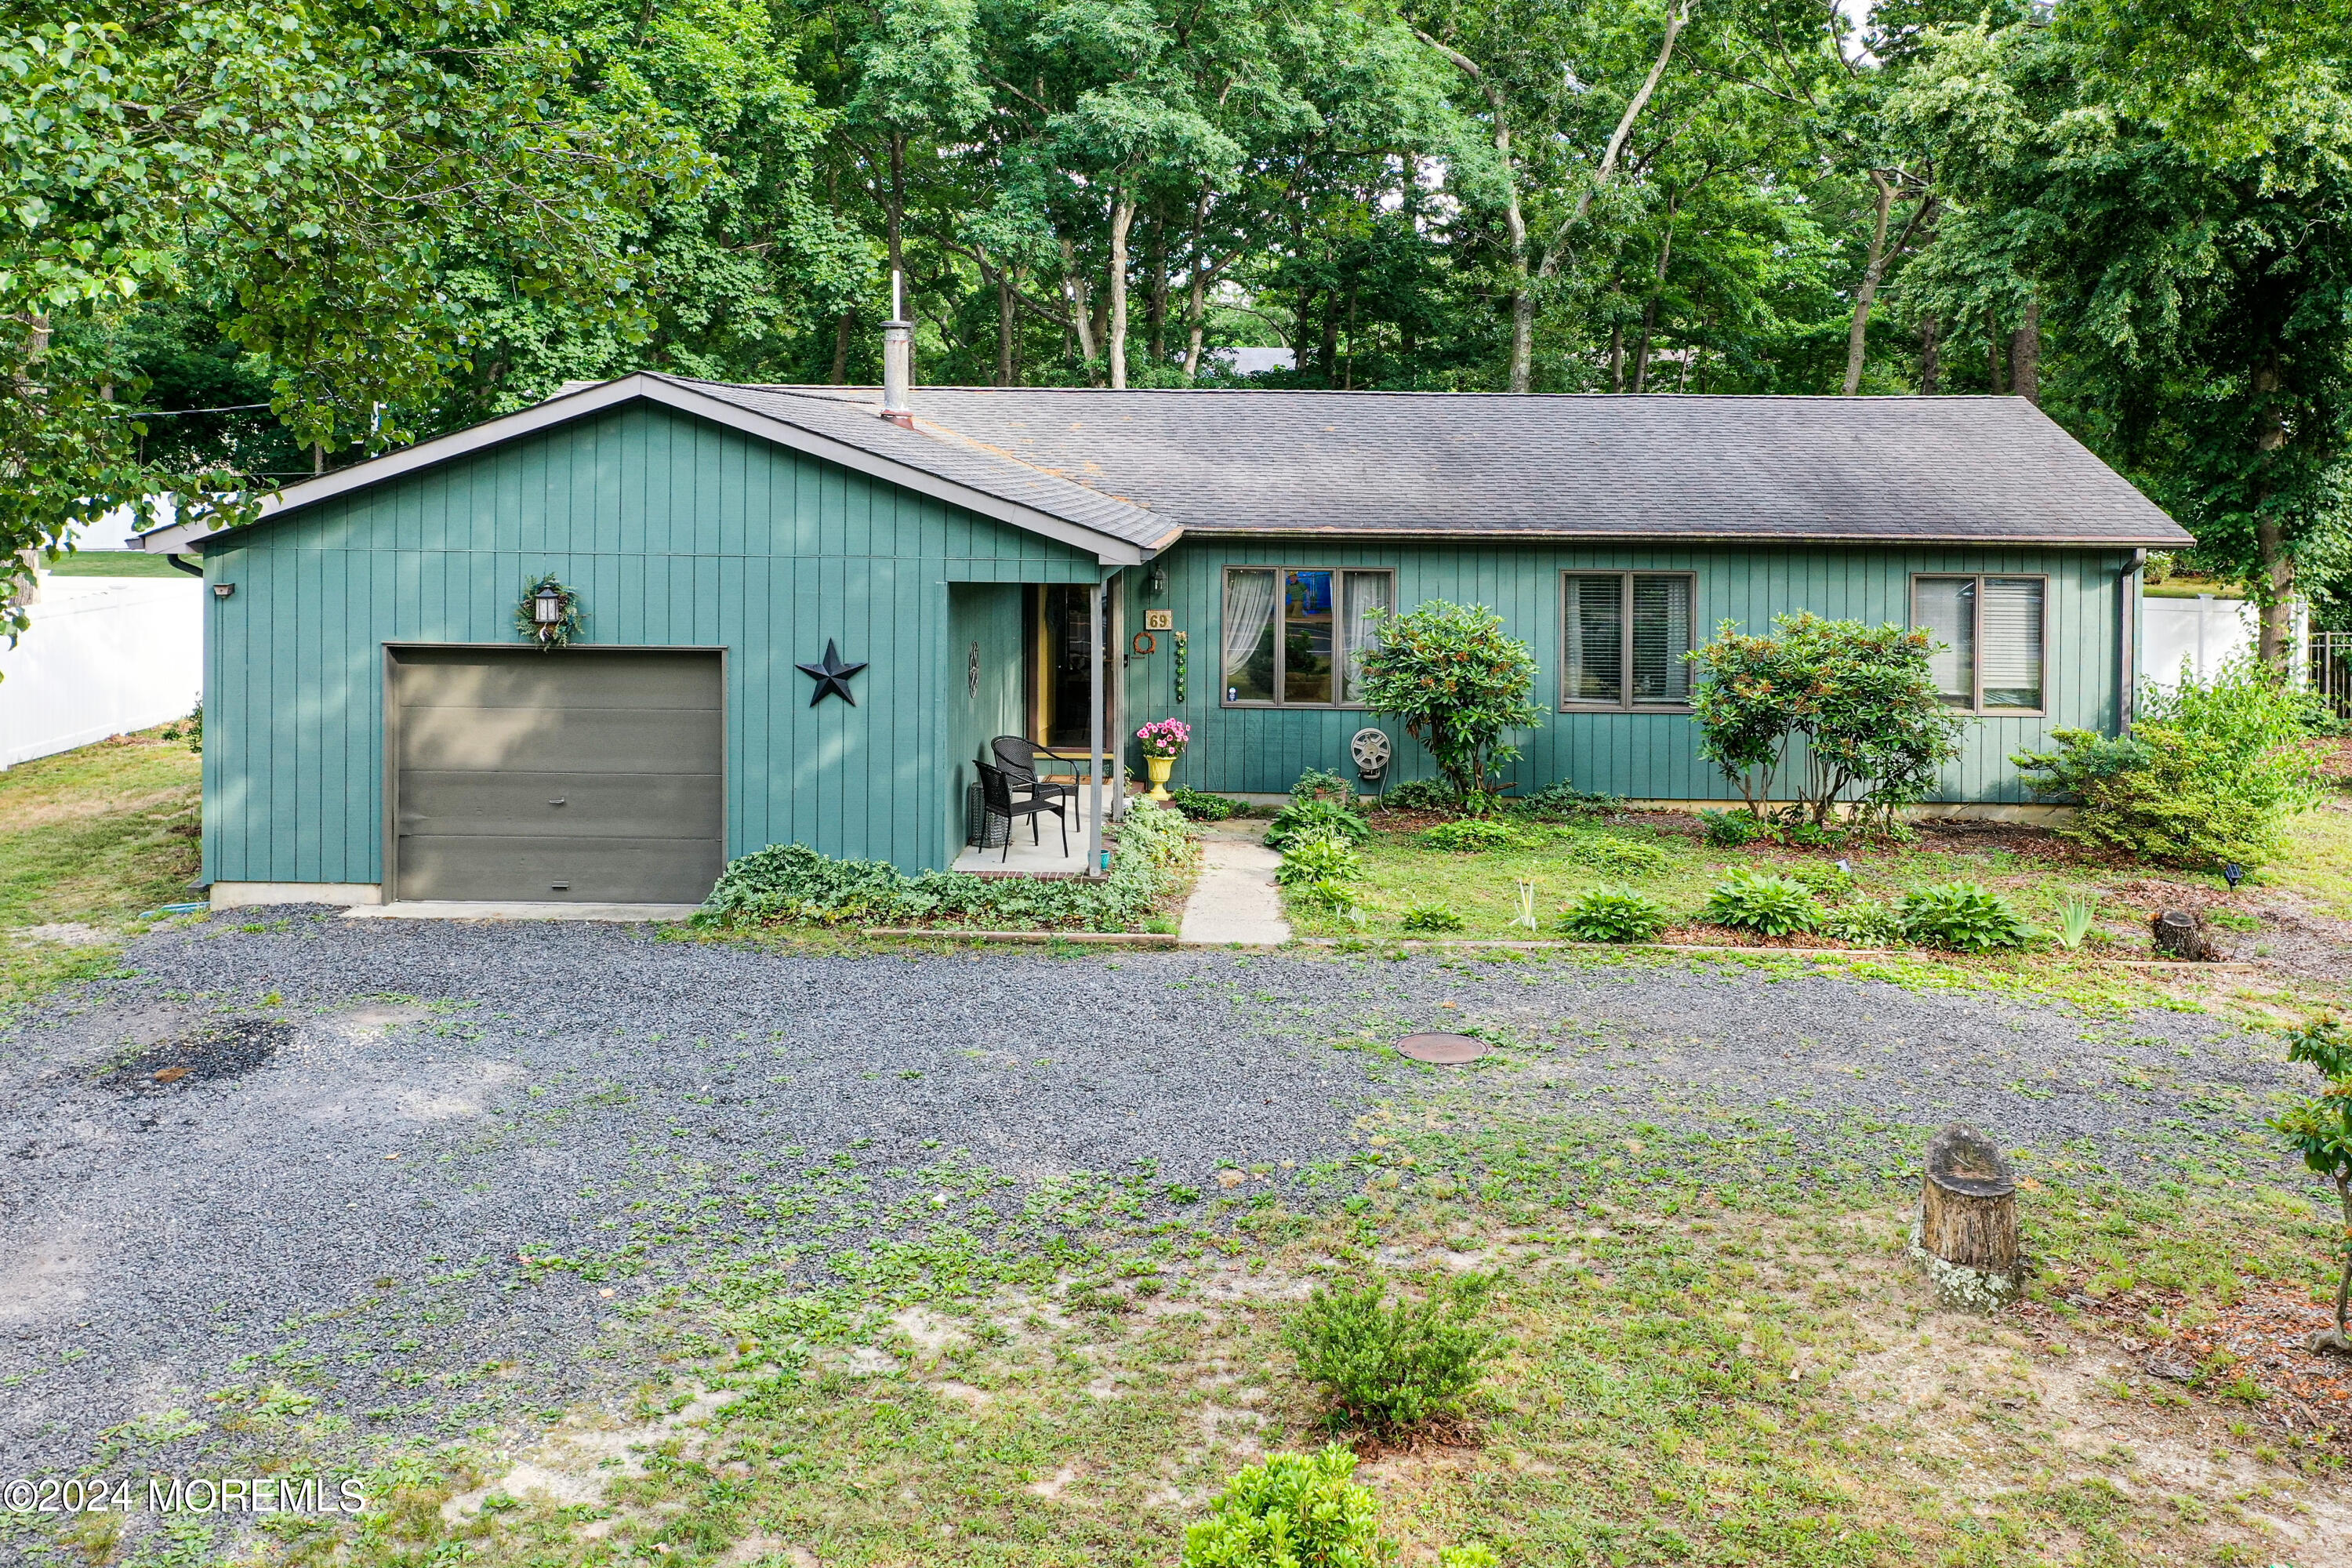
[389,648,724,903]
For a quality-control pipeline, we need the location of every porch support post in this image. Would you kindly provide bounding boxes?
[1108,569,1127,822]
[1087,578,1105,873]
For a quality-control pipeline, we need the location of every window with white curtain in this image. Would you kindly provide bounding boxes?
[1560,572,1697,709]
[1911,574,2045,713]
[1221,567,1394,706]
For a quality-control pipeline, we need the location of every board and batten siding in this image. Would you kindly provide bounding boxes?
[1122,539,2128,803]
[201,403,1099,886]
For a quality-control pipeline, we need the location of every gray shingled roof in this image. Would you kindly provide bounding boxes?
[668,378,1177,550]
[719,385,2189,548]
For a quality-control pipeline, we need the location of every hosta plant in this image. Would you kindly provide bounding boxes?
[1900,881,2031,953]
[1557,887,1669,942]
[1702,869,1822,936]
[1818,898,1904,946]
[1265,795,1370,851]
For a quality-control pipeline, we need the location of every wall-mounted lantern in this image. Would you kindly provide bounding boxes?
[212,583,235,600]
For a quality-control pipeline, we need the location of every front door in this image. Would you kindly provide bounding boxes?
[1029,585,1103,750]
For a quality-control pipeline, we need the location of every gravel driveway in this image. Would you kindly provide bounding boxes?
[0,913,2304,1483]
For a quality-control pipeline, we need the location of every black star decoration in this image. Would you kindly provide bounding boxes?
[797,638,868,706]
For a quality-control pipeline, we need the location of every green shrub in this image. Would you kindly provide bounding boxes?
[1355,600,1546,804]
[1283,1274,1497,1435]
[1166,785,1241,821]
[1818,898,1903,946]
[1265,795,1370,851]
[1381,777,1461,812]
[1180,1449,1501,1568]
[1180,1447,1386,1568]
[1557,887,1668,942]
[2014,659,2328,869]
[1699,808,1766,847]
[1566,831,1668,874]
[699,800,1197,932]
[1899,881,2030,953]
[1783,861,1857,898]
[1688,613,1965,831]
[1419,818,1524,853]
[1399,902,1465,932]
[1702,869,1822,936]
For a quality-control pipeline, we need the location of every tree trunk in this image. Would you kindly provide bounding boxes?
[1918,315,1941,394]
[2254,364,2295,664]
[1609,318,1624,393]
[1107,192,1136,390]
[886,134,906,302]
[1062,238,1099,383]
[1633,218,1675,394]
[830,312,853,384]
[1147,216,1169,365]
[1529,0,1691,305]
[1319,292,1340,387]
[996,274,1016,387]
[1842,172,1896,396]
[1987,328,2008,395]
[1922,1125,2020,1273]
[2009,294,2042,405]
[2318,1174,2352,1352]
[1414,33,1532,392]
[1182,196,1210,381]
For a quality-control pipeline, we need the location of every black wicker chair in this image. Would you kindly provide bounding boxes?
[975,760,1069,862]
[990,735,1078,810]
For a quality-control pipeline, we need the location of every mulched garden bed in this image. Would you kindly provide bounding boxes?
[2016,1282,2352,1445]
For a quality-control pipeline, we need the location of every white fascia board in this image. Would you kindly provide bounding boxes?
[140,376,1158,566]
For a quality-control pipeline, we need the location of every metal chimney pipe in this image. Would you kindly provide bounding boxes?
[880,270,913,427]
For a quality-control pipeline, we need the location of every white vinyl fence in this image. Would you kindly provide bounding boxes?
[0,575,203,768]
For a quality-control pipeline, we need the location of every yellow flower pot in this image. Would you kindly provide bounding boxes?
[1145,754,1175,800]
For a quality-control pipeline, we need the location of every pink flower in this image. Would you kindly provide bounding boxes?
[1135,718,1191,757]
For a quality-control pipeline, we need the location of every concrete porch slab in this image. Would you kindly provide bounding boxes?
[343,902,700,923]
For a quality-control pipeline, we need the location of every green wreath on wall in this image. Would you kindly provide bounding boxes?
[517,575,586,650]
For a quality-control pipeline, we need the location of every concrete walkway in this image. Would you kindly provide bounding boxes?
[1178,839,1291,946]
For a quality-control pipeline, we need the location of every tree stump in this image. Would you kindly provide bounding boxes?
[1922,1124,2020,1274]
[2152,909,2224,962]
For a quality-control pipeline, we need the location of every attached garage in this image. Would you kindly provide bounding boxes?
[386,648,724,904]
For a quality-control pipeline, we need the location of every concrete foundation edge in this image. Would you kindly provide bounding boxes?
[212,882,383,909]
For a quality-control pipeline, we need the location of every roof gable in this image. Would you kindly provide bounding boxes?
[136,375,1170,564]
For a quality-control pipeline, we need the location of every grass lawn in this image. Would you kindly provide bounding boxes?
[270,1105,2347,1568]
[0,728,201,1011]
[7,737,2351,1568]
[1278,791,2352,1023]
[39,553,192,578]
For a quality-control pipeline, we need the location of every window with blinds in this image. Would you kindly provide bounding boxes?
[1561,572,1697,709]
[1911,574,2044,713]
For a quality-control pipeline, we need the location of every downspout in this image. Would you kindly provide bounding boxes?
[1087,576,1106,874]
[2118,549,2144,735]
[165,554,202,576]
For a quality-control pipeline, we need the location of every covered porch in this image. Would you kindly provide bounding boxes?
[945,578,1130,877]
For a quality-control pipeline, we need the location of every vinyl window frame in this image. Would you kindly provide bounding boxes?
[1908,572,2049,717]
[1218,565,1396,709]
[1557,570,1700,712]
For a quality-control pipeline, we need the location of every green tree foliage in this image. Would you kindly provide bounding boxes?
[0,1,695,608]
[2267,1016,2352,1354]
[1686,614,1964,829]
[2013,659,2328,869]
[1355,601,1544,803]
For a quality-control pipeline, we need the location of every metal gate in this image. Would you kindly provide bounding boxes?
[2315,631,2352,722]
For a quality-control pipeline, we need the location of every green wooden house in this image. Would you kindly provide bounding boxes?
[135,361,2188,911]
